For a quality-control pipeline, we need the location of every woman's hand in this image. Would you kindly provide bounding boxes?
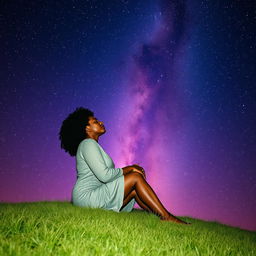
[132,164,146,179]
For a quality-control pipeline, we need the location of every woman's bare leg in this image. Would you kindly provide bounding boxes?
[120,189,151,213]
[122,172,190,224]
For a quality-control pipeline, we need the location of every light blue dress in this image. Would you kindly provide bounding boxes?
[72,138,135,212]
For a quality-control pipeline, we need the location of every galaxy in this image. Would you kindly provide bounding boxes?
[0,1,255,231]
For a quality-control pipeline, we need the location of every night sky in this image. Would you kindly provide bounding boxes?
[1,0,255,231]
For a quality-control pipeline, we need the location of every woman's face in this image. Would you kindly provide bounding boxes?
[86,116,106,136]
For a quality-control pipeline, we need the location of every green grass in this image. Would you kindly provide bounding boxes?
[0,202,255,255]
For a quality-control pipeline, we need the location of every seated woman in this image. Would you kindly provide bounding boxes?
[59,107,191,225]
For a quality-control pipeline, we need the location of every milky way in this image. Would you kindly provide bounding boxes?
[115,0,192,213]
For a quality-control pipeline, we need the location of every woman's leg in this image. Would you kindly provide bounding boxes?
[122,172,189,224]
[120,189,151,213]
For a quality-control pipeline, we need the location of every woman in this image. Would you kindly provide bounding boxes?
[59,107,191,225]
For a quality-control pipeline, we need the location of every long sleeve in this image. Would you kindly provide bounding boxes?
[81,139,123,183]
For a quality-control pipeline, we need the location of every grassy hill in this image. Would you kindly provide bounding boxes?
[0,201,255,255]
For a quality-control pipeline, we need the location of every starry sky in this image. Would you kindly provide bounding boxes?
[0,0,255,231]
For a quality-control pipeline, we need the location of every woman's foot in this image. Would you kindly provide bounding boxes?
[160,214,191,225]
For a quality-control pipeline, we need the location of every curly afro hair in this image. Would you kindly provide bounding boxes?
[58,107,94,157]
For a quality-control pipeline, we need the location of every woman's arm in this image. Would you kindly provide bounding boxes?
[81,140,123,183]
[122,165,146,179]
